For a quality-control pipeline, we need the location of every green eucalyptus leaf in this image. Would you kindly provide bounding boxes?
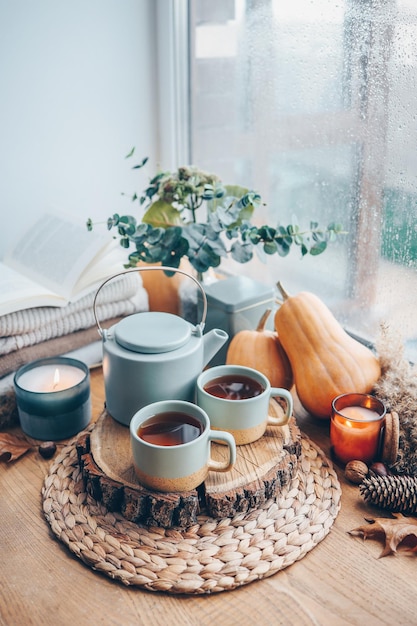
[184,223,206,246]
[231,240,253,263]
[287,224,300,236]
[248,229,261,245]
[147,245,164,261]
[201,184,215,200]
[173,236,189,257]
[109,214,120,227]
[216,203,241,227]
[310,241,327,255]
[206,212,224,233]
[132,156,149,170]
[258,225,276,240]
[128,251,141,264]
[189,248,215,274]
[263,240,278,255]
[328,221,344,234]
[118,215,137,236]
[188,257,206,274]
[207,185,254,224]
[149,171,168,185]
[237,191,261,210]
[203,223,221,241]
[327,229,337,243]
[146,227,165,245]
[275,227,293,246]
[206,238,228,256]
[162,226,183,247]
[197,245,221,270]
[312,230,325,242]
[142,200,183,227]
[134,222,151,238]
[276,240,291,257]
[145,185,158,199]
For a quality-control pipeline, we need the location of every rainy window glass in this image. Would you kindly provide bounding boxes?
[187,0,417,359]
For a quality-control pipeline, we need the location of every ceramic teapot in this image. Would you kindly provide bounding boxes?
[93,267,228,425]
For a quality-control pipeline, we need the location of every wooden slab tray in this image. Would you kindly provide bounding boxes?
[76,401,302,529]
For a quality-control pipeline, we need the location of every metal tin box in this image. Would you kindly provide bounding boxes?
[199,275,275,366]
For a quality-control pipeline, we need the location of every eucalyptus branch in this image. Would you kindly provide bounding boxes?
[87,155,346,275]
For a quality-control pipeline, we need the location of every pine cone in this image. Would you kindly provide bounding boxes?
[360,474,417,514]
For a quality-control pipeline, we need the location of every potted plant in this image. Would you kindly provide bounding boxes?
[87,150,344,280]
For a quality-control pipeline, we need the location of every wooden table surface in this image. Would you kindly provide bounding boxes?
[1,367,416,626]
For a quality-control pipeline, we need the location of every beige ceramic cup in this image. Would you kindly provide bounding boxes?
[196,365,293,445]
[130,400,236,492]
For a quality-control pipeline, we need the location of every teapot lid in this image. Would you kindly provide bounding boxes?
[114,312,192,354]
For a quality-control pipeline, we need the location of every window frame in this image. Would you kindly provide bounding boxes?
[157,0,416,356]
[156,0,191,170]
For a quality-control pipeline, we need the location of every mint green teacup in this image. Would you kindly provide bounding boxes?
[130,400,236,492]
[197,365,293,445]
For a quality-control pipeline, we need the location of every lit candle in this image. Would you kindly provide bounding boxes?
[17,364,85,393]
[330,393,386,466]
[14,357,91,441]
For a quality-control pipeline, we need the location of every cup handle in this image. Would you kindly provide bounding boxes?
[207,430,236,472]
[267,388,294,426]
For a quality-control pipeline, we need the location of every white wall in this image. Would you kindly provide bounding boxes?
[0,0,158,256]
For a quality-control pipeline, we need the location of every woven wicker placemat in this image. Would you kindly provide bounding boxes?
[42,430,341,594]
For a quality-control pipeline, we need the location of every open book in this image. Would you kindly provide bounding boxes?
[0,212,128,316]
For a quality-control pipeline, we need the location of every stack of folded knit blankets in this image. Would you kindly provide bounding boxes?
[0,272,149,391]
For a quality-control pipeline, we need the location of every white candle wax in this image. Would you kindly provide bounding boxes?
[17,364,85,393]
[340,406,380,421]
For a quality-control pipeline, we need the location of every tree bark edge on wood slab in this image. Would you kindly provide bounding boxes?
[76,413,302,529]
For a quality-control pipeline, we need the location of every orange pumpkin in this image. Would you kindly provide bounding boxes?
[226,308,293,390]
[274,282,381,419]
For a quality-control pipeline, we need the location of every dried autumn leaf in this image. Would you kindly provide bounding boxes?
[0,432,33,462]
[349,513,417,557]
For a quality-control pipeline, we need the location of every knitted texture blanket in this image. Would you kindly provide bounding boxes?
[0,273,148,355]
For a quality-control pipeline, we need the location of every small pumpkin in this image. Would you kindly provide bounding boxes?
[226,308,293,390]
[274,282,381,419]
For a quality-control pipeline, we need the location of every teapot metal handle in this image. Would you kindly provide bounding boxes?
[93,266,208,337]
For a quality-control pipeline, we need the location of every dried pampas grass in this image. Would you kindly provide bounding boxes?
[373,323,417,476]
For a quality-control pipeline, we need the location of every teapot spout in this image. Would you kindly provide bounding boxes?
[203,328,229,367]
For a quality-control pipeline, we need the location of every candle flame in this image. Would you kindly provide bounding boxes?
[53,368,60,390]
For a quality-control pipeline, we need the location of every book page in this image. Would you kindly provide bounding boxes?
[0,263,66,316]
[73,242,128,295]
[4,212,111,299]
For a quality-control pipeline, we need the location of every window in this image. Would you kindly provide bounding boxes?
[162,0,417,359]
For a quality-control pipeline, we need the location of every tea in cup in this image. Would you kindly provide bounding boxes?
[130,400,236,492]
[196,365,293,445]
